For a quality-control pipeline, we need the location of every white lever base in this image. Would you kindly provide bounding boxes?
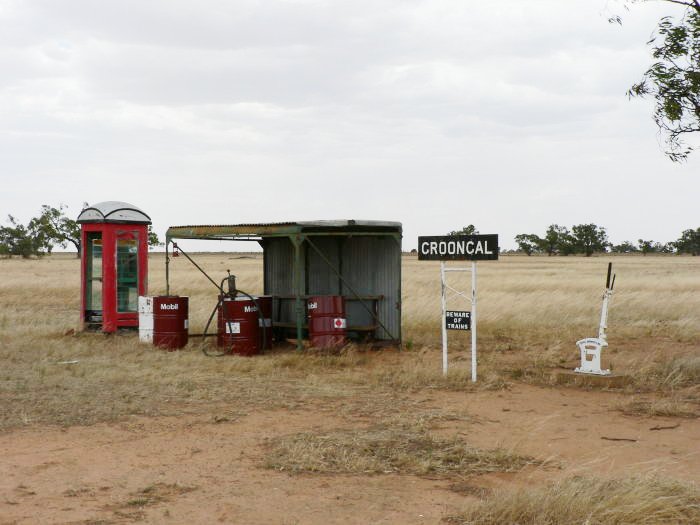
[575,338,611,376]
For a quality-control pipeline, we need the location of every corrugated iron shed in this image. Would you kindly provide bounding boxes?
[165,221,402,348]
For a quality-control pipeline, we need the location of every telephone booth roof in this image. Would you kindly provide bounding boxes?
[77,201,151,224]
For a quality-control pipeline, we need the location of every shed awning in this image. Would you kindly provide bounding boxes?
[166,220,402,240]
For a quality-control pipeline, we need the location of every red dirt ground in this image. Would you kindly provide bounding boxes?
[2,384,698,524]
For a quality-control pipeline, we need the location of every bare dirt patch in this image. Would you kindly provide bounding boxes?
[2,383,699,524]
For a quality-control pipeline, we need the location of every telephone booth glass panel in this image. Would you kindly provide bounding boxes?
[86,232,103,315]
[117,234,139,313]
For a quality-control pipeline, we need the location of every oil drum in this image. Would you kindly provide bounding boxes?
[257,295,273,350]
[218,296,260,356]
[307,295,347,348]
[152,296,189,350]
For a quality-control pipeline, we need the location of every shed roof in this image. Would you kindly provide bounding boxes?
[77,201,151,224]
[166,220,402,240]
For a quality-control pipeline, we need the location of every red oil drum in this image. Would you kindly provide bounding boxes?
[307,295,347,348]
[218,296,260,356]
[257,295,273,350]
[152,296,189,350]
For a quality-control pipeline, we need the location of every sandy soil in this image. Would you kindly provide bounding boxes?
[2,384,698,525]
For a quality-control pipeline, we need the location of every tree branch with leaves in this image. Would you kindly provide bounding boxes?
[617,0,700,161]
[28,204,82,257]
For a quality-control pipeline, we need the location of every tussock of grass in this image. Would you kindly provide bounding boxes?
[371,365,508,392]
[445,475,700,525]
[365,351,509,392]
[125,482,196,507]
[634,355,700,390]
[265,420,538,477]
[500,347,570,387]
[100,482,196,522]
[616,397,698,419]
[270,345,370,370]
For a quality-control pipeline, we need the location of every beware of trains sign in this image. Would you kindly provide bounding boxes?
[417,235,499,261]
[446,310,471,330]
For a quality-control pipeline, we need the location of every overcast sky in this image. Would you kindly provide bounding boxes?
[1,0,697,250]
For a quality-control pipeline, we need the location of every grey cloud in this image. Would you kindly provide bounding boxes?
[0,0,696,248]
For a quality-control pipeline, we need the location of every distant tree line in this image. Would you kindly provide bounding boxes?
[0,204,161,259]
[445,224,699,257]
[514,224,700,256]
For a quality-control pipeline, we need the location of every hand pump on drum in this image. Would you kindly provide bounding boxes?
[169,243,266,357]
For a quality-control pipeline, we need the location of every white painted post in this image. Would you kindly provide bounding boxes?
[598,290,611,343]
[441,261,448,376]
[471,261,477,382]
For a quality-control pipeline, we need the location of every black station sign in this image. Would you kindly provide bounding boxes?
[446,310,471,330]
[417,234,499,261]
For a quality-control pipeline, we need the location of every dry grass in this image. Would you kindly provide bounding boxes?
[264,417,539,477]
[0,253,698,431]
[445,474,700,525]
[0,335,370,429]
[96,482,197,523]
[613,355,700,416]
[616,396,699,419]
[402,255,700,347]
[124,482,196,508]
[363,350,509,392]
[633,355,700,390]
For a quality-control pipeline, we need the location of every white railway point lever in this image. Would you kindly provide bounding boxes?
[575,337,610,375]
[575,263,615,376]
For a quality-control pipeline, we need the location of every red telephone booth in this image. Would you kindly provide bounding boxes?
[77,201,151,333]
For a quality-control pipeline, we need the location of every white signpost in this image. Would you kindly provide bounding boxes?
[418,235,499,381]
[440,262,477,380]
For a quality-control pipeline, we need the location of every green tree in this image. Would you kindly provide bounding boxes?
[27,204,81,257]
[541,224,571,256]
[675,227,700,254]
[621,1,700,161]
[571,224,609,256]
[654,241,674,253]
[447,225,478,236]
[147,225,162,248]
[514,233,543,255]
[637,238,657,255]
[0,215,44,258]
[611,240,639,253]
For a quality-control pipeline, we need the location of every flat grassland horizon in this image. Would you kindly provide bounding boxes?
[148,252,700,344]
[2,251,698,422]
[8,250,698,342]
